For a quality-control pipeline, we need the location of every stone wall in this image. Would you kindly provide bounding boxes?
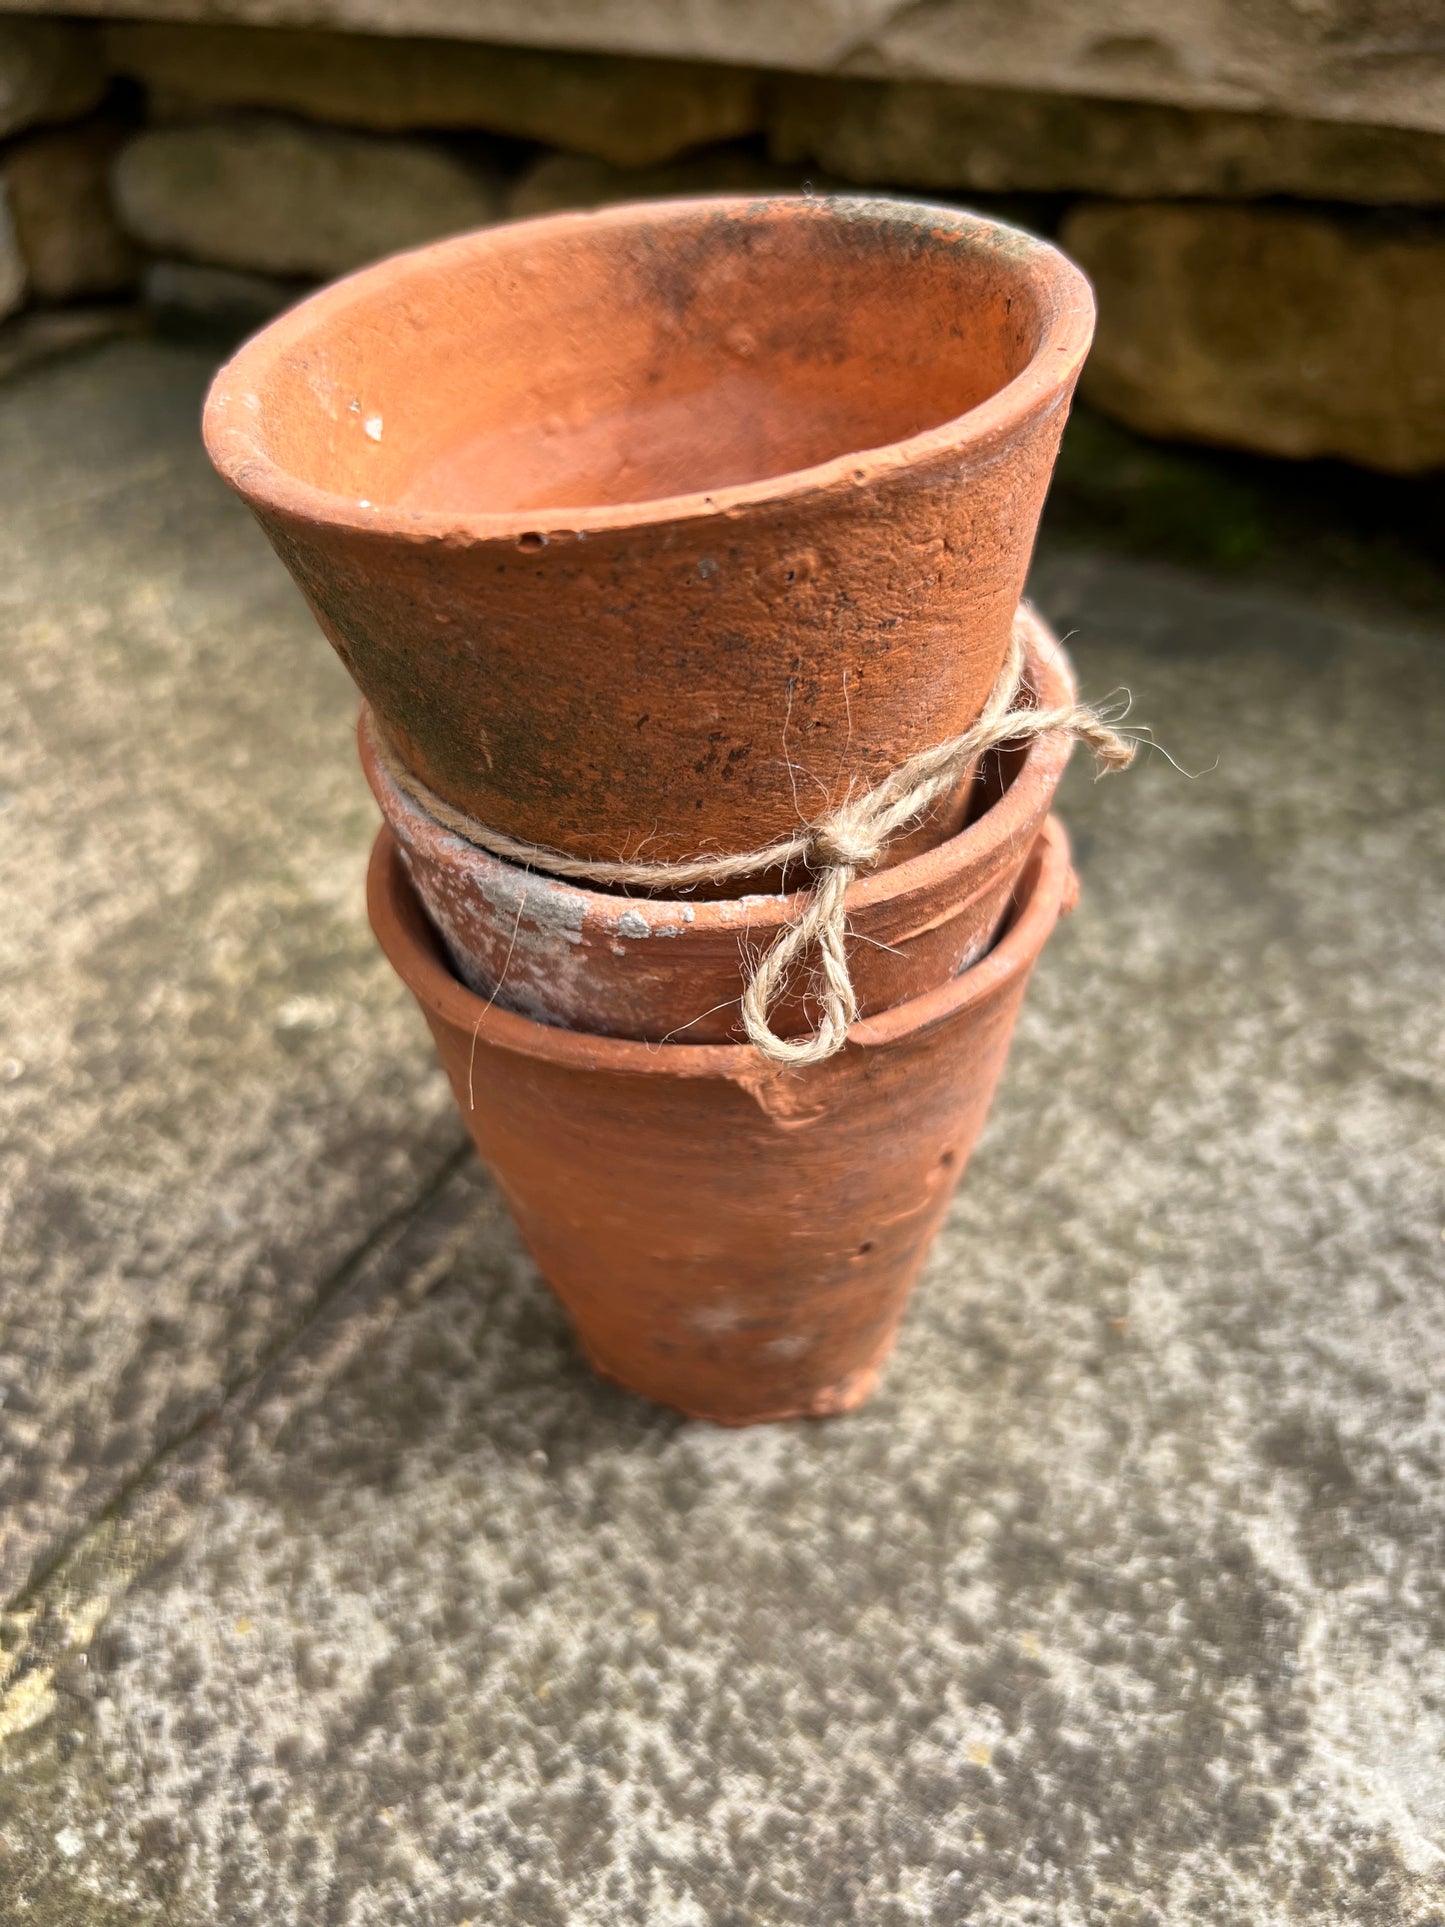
[7,0,1444,132]
[1,12,1442,472]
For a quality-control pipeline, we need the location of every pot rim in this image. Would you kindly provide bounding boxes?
[203,194,1095,546]
[359,602,1076,928]
[369,814,1072,1080]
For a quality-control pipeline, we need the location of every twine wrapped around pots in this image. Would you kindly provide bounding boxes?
[370,611,1135,1066]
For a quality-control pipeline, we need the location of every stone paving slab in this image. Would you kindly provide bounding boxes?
[0,340,465,1605]
[2,342,1444,1924]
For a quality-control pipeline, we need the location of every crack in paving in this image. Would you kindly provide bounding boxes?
[3,1139,480,1641]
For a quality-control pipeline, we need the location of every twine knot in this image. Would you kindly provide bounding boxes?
[371,610,1137,1069]
[806,817,883,871]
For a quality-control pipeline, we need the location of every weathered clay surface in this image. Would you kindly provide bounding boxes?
[1064,199,1445,475]
[771,74,1445,204]
[205,196,1092,865]
[0,15,104,136]
[0,341,463,1606]
[3,120,138,300]
[360,610,1076,1042]
[371,820,1073,1422]
[2,341,1444,1924]
[5,0,1443,133]
[111,114,503,278]
[104,21,760,166]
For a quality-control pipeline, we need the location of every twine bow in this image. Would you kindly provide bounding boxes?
[370,613,1136,1067]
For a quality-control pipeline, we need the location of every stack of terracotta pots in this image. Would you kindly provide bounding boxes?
[205,195,1100,1425]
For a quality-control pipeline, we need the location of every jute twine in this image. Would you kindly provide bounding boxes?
[372,613,1136,1067]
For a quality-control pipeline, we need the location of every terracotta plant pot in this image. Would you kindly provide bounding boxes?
[362,605,1078,1044]
[368,815,1077,1424]
[206,195,1093,874]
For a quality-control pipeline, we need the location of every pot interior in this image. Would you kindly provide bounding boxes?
[241,198,1060,519]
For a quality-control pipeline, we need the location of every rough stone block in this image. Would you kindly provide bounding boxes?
[4,0,1443,134]
[506,146,810,220]
[851,0,1445,135]
[103,22,760,166]
[0,15,105,137]
[770,75,1445,204]
[1063,200,1445,474]
[111,114,503,278]
[3,121,138,299]
[0,180,24,317]
[0,300,143,380]
[144,256,299,334]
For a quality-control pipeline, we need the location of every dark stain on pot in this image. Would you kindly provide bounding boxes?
[693,732,729,778]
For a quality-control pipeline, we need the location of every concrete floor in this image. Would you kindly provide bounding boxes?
[1,340,1442,1925]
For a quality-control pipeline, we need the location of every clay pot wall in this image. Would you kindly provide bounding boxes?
[206,196,1092,867]
[367,814,1077,1423]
